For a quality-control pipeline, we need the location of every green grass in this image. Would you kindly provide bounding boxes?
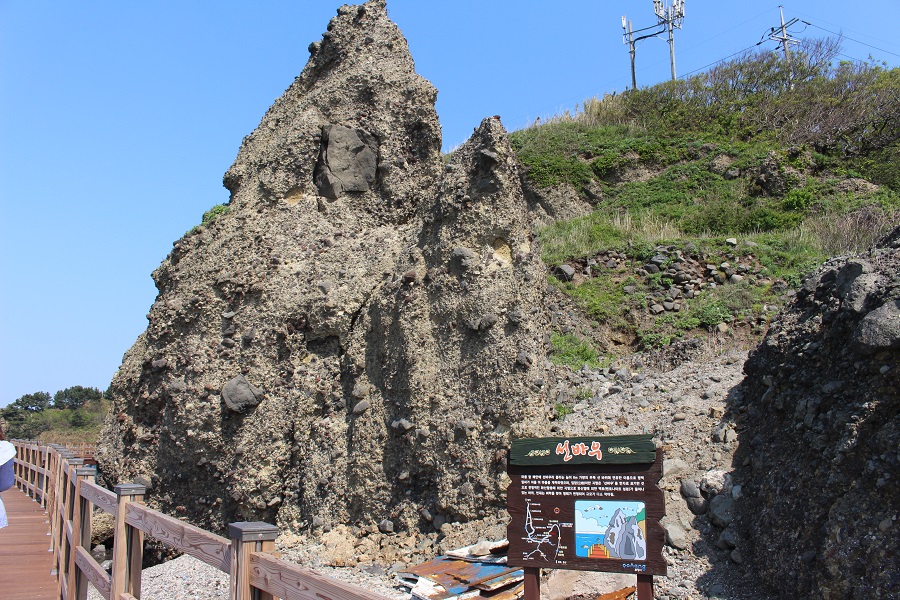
[549,332,603,369]
[517,51,898,357]
[187,202,231,235]
[554,403,575,420]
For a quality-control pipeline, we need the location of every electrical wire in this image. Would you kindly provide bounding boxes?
[679,42,766,79]
[802,21,900,59]
[675,6,779,55]
[782,6,900,52]
[836,52,870,65]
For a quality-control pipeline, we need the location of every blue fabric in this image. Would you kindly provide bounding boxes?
[0,458,14,492]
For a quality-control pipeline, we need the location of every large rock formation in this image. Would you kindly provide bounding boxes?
[738,226,900,599]
[98,0,551,539]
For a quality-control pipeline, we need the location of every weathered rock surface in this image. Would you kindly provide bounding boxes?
[97,0,550,543]
[738,226,900,599]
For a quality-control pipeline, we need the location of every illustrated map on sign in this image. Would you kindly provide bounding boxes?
[522,500,568,561]
[575,500,647,560]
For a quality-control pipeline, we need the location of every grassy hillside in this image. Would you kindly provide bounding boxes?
[511,42,899,362]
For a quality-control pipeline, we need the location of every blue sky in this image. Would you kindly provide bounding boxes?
[1,1,898,406]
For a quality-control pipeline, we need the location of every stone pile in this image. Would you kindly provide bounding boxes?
[557,239,782,320]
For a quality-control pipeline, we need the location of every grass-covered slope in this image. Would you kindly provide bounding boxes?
[511,43,899,362]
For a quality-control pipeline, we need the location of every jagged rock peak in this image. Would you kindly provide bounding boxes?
[223,0,442,225]
[97,2,553,549]
[425,117,533,261]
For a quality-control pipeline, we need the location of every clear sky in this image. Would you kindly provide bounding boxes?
[1,1,898,406]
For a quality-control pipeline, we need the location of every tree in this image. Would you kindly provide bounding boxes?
[53,386,102,410]
[11,391,51,412]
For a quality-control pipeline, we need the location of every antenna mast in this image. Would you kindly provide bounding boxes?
[622,1,686,88]
[654,0,686,80]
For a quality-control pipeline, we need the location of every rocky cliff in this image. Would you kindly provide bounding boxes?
[98,0,552,539]
[737,226,900,599]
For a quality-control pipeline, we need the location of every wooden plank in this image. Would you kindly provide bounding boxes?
[125,503,231,572]
[248,551,395,600]
[597,586,636,600]
[0,487,58,599]
[75,546,112,600]
[80,480,117,516]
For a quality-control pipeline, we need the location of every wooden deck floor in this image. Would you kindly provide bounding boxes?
[0,487,58,599]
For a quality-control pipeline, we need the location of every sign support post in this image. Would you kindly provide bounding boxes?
[524,566,540,600]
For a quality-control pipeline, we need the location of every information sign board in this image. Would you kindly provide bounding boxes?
[507,435,666,576]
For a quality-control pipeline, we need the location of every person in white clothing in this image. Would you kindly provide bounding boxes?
[0,423,16,529]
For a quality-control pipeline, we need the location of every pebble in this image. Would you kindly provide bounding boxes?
[686,496,708,515]
[680,480,701,498]
[666,523,689,550]
[709,494,736,527]
[378,519,395,534]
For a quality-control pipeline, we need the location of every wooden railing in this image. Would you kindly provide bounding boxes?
[12,440,393,600]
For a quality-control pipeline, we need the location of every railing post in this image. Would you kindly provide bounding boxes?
[12,441,20,487]
[57,457,84,599]
[40,445,50,508]
[47,446,65,552]
[110,484,146,600]
[67,466,96,600]
[228,522,279,600]
[29,442,38,498]
[24,443,33,497]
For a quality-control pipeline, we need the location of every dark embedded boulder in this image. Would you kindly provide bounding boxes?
[221,375,264,412]
[314,125,378,198]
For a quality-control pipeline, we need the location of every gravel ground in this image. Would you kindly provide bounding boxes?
[86,551,407,600]
[87,554,229,600]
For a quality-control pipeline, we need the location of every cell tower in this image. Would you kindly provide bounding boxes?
[622,0,686,89]
[654,0,686,80]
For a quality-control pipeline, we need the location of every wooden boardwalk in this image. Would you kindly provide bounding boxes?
[0,487,57,600]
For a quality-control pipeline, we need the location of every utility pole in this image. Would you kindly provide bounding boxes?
[622,16,637,90]
[622,1,685,89]
[768,6,800,62]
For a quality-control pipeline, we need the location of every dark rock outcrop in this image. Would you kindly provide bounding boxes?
[738,226,900,599]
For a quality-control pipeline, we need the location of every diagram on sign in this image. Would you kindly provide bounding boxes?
[522,500,564,560]
[575,500,647,560]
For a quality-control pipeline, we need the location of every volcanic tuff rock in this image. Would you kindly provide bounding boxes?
[737,226,900,599]
[98,0,552,538]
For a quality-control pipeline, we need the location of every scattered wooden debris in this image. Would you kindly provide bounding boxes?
[397,541,523,599]
[596,586,636,600]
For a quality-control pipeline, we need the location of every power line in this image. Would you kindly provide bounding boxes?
[782,6,900,53]
[679,42,766,79]
[836,52,870,65]
[769,6,801,62]
[675,7,778,56]
[802,21,900,59]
